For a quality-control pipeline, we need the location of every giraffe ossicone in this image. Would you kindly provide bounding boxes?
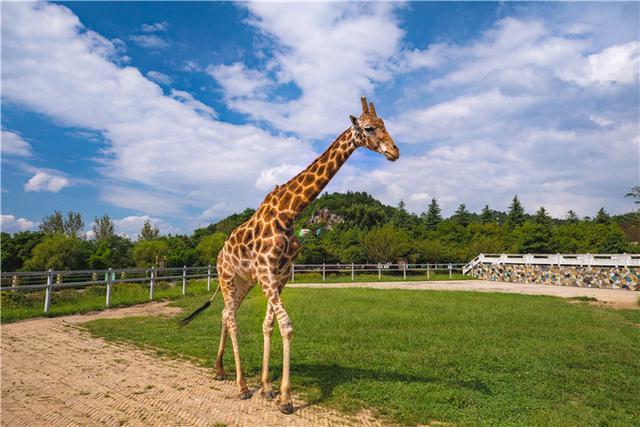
[181,96,399,414]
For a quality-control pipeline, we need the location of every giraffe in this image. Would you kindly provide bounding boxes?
[181,96,399,414]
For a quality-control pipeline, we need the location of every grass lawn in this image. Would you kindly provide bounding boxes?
[83,287,640,426]
[0,273,467,323]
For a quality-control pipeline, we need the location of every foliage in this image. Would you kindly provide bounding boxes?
[23,234,89,271]
[507,195,526,228]
[195,233,227,265]
[93,214,115,240]
[361,224,409,263]
[132,239,169,268]
[88,235,133,269]
[138,219,160,241]
[1,231,44,271]
[423,198,442,231]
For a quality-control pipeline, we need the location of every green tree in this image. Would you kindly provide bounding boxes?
[479,205,494,224]
[594,207,610,224]
[565,210,579,224]
[195,233,226,265]
[534,207,552,225]
[93,214,115,241]
[423,198,442,231]
[1,231,45,271]
[23,234,89,271]
[452,204,472,227]
[507,196,525,228]
[138,219,160,241]
[625,186,640,205]
[88,235,133,269]
[132,239,169,267]
[361,224,409,263]
[64,211,85,238]
[39,211,65,234]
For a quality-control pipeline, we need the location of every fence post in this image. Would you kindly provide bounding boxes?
[351,262,355,281]
[149,267,155,300]
[427,264,430,279]
[448,263,452,278]
[291,263,295,283]
[106,267,113,308]
[182,265,187,295]
[44,269,53,313]
[322,263,326,282]
[403,263,407,280]
[378,264,381,280]
[207,264,212,291]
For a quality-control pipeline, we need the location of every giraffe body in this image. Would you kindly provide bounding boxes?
[196,97,399,414]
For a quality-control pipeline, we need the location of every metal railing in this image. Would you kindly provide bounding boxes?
[463,253,640,274]
[1,262,466,313]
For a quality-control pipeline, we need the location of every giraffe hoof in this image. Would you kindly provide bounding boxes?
[279,402,294,414]
[262,389,276,400]
[214,373,226,381]
[239,390,253,400]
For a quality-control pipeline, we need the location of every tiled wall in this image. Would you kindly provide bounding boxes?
[471,263,639,291]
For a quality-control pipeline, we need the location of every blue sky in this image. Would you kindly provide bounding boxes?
[1,2,638,237]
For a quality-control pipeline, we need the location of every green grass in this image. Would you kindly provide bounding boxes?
[83,287,640,426]
[0,280,213,323]
[292,272,468,283]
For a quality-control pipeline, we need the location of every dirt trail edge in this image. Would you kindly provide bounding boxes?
[1,302,383,427]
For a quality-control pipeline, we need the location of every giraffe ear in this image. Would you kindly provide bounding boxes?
[350,115,360,128]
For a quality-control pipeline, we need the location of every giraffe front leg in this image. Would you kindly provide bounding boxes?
[260,302,277,399]
[224,307,252,400]
[272,294,294,414]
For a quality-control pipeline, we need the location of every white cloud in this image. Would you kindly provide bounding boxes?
[1,214,37,233]
[170,89,216,118]
[141,21,168,33]
[1,130,32,157]
[24,171,71,193]
[2,2,314,221]
[129,34,169,49]
[210,2,405,139]
[146,70,171,85]
[113,215,179,240]
[559,41,639,86]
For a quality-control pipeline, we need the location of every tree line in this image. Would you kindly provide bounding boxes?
[2,189,638,271]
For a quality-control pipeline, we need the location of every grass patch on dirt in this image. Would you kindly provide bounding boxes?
[84,287,640,426]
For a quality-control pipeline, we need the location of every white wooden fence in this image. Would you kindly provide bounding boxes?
[1,263,466,313]
[463,253,640,274]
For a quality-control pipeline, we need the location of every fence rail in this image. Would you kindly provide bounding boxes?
[1,263,466,313]
[463,253,639,274]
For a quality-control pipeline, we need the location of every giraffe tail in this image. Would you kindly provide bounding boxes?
[179,285,220,327]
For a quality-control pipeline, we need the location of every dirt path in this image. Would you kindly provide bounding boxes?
[1,302,382,427]
[290,280,639,309]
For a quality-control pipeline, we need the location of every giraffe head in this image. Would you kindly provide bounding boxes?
[350,96,399,161]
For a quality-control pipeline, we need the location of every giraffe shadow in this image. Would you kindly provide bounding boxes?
[288,362,492,407]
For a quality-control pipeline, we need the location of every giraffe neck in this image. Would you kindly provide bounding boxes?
[261,127,358,227]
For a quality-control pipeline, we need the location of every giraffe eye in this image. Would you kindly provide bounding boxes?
[364,126,375,132]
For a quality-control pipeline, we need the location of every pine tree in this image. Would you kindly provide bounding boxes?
[93,214,115,241]
[452,203,471,227]
[138,219,160,241]
[534,206,552,225]
[424,198,442,231]
[39,211,65,234]
[64,211,85,238]
[479,205,493,223]
[565,210,579,224]
[507,196,525,228]
[594,207,610,224]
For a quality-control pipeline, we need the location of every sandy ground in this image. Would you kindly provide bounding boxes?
[290,280,639,309]
[1,302,383,427]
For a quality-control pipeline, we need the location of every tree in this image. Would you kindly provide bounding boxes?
[452,204,472,227]
[132,240,169,267]
[479,205,494,224]
[39,211,65,234]
[565,210,579,224]
[138,219,160,241]
[88,235,133,269]
[1,231,45,271]
[195,233,226,265]
[361,224,409,263]
[64,211,85,238]
[23,234,89,271]
[423,198,442,231]
[534,207,552,225]
[507,196,525,228]
[625,186,640,205]
[93,214,115,241]
[594,207,610,224]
